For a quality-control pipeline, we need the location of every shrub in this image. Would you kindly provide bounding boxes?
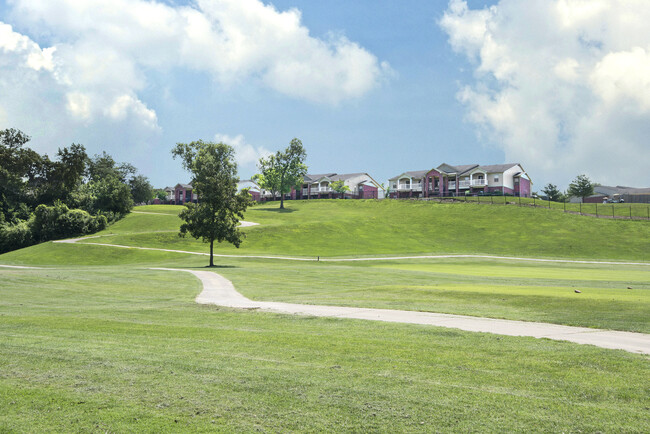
[0,220,33,254]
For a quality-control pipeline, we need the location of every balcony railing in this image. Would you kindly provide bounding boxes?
[307,186,332,194]
[454,179,487,189]
[397,183,422,192]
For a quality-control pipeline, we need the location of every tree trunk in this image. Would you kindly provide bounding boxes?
[209,239,214,267]
[280,172,285,209]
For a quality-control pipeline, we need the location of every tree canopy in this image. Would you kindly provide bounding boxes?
[0,128,145,253]
[256,138,307,209]
[172,140,252,266]
[541,183,565,202]
[330,180,350,198]
[567,175,594,202]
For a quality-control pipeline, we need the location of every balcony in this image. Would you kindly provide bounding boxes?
[309,186,332,194]
[397,183,422,192]
[456,179,487,189]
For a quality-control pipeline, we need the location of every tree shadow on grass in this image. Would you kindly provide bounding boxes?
[254,207,296,213]
[201,265,238,269]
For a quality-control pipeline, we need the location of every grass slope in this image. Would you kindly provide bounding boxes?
[80,201,650,261]
[1,268,648,432]
[1,200,649,431]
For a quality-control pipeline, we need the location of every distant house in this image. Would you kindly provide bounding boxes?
[298,173,383,200]
[237,180,264,202]
[583,185,650,204]
[164,186,174,202]
[389,163,532,198]
[173,183,198,204]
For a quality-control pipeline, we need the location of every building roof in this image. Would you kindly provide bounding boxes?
[388,170,429,181]
[436,163,479,175]
[479,163,520,173]
[303,173,337,182]
[175,183,192,189]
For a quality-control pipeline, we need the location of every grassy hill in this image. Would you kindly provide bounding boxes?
[77,200,650,260]
[1,200,649,431]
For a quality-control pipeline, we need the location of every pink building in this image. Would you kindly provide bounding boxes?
[389,163,532,198]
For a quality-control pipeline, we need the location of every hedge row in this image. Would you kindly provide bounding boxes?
[0,202,108,254]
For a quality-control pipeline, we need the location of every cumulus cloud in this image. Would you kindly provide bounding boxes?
[213,133,272,169]
[440,0,650,188]
[5,0,388,107]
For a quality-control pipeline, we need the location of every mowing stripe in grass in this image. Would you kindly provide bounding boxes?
[55,237,650,265]
[152,267,650,355]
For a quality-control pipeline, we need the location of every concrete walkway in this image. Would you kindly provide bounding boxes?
[151,268,650,355]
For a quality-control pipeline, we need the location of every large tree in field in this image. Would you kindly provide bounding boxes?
[256,138,307,209]
[567,174,594,203]
[172,140,252,267]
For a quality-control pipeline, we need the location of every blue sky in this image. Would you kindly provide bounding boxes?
[1,0,649,190]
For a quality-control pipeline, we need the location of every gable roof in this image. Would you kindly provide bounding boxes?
[480,163,520,173]
[174,183,192,189]
[388,170,428,181]
[303,173,336,182]
[437,163,479,175]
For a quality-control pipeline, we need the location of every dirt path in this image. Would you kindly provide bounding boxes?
[151,268,650,355]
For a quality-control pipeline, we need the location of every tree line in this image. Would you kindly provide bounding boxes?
[0,128,153,253]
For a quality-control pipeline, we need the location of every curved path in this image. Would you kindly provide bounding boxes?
[152,268,650,355]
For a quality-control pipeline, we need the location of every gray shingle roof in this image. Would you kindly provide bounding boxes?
[480,163,519,173]
[388,170,429,181]
[303,173,336,182]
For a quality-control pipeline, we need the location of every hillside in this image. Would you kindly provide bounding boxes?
[65,200,650,261]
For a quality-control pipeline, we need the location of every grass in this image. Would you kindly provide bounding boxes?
[1,267,649,432]
[1,200,649,431]
[450,195,650,219]
[74,201,650,261]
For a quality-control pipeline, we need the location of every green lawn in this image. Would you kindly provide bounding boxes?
[1,200,649,431]
[1,267,648,432]
[454,195,650,219]
[77,201,650,261]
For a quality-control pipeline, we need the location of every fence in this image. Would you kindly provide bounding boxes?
[410,194,650,221]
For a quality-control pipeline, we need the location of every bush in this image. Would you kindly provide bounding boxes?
[0,220,33,254]
[30,202,109,243]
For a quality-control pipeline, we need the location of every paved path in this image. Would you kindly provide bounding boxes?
[152,268,650,355]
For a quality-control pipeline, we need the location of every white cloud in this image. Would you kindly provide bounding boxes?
[6,0,388,106]
[441,0,650,188]
[213,133,272,169]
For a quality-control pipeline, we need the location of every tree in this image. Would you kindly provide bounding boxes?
[256,138,307,209]
[172,140,252,267]
[154,189,168,202]
[129,175,153,204]
[252,172,279,200]
[567,174,594,202]
[330,180,350,199]
[541,183,565,202]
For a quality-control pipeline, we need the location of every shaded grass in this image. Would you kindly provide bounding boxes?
[1,268,649,432]
[83,201,649,261]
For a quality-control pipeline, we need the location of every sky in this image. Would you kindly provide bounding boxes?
[1,0,649,190]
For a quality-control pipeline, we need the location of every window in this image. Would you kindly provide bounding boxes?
[494,176,499,182]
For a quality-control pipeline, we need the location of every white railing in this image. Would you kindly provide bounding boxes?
[397,183,422,192]
[308,186,332,194]
[471,179,487,186]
